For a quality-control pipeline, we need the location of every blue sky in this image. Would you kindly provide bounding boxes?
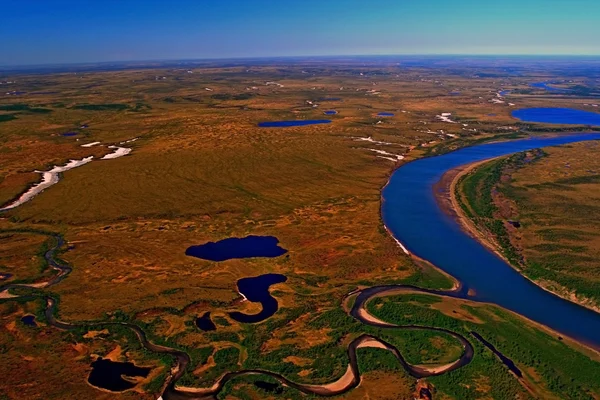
[1,0,599,65]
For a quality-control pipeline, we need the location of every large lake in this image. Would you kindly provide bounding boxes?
[512,108,600,126]
[186,236,287,262]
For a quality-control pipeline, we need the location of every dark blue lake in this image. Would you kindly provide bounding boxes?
[0,273,12,280]
[512,108,600,126]
[21,315,37,327]
[186,236,287,262]
[195,311,216,331]
[88,357,151,392]
[383,133,600,347]
[258,120,331,128]
[62,132,78,137]
[324,110,338,115]
[377,112,395,117]
[499,90,511,96]
[318,97,341,101]
[229,273,287,323]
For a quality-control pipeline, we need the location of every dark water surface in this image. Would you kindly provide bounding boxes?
[20,315,37,326]
[229,273,287,323]
[258,120,331,127]
[195,311,216,331]
[88,357,151,392]
[382,133,600,347]
[186,236,287,262]
[377,112,395,117]
[254,380,284,394]
[471,331,522,377]
[324,110,338,115]
[512,108,600,126]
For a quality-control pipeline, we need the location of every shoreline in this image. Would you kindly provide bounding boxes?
[437,157,600,315]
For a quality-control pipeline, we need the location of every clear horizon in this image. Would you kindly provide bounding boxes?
[2,0,600,66]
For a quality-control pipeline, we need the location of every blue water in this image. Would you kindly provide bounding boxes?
[88,357,151,392]
[62,132,78,137]
[531,82,570,93]
[258,120,331,128]
[383,133,600,347]
[229,273,287,323]
[195,311,216,331]
[324,110,338,115]
[21,315,37,327]
[499,90,511,96]
[512,108,600,126]
[378,112,395,117]
[186,236,287,262]
[0,273,12,280]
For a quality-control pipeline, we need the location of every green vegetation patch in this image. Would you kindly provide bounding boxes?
[72,103,129,111]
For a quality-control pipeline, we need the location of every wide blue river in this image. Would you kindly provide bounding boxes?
[382,133,600,347]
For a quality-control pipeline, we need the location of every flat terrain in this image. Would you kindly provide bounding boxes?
[1,58,600,399]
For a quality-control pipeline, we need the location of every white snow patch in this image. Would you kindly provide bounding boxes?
[436,113,457,123]
[101,146,132,160]
[81,141,100,148]
[368,149,404,161]
[0,157,94,211]
[352,136,392,145]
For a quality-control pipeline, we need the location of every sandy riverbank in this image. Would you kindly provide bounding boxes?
[436,158,600,316]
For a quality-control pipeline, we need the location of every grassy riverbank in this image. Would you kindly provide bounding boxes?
[454,141,600,311]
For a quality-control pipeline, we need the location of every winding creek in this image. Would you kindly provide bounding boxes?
[2,131,600,397]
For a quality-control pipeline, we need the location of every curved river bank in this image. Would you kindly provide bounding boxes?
[382,133,600,348]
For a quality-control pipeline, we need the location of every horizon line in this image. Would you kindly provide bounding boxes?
[2,53,600,70]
